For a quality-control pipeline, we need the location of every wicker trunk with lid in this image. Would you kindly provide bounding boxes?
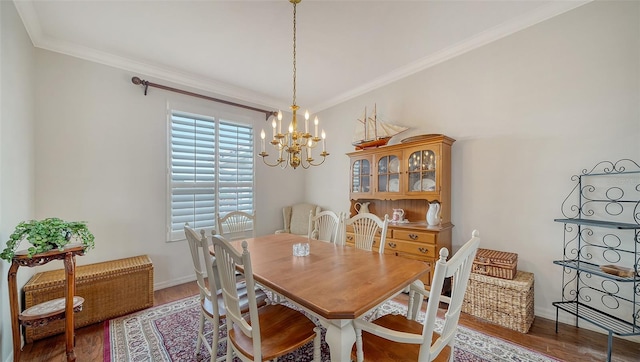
[471,248,518,280]
[462,270,534,333]
[23,255,153,342]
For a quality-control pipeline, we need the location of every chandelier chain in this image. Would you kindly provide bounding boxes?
[292,1,297,107]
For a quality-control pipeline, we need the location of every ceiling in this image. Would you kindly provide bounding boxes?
[14,0,589,112]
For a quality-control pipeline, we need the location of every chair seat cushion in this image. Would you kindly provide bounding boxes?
[229,304,317,361]
[201,282,268,319]
[352,313,452,361]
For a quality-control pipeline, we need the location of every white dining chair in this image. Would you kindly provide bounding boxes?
[342,212,389,253]
[308,210,341,243]
[353,230,481,362]
[183,224,267,361]
[217,211,255,241]
[211,234,321,362]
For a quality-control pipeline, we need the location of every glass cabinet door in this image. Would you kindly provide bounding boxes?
[351,158,371,194]
[377,154,401,194]
[407,148,437,193]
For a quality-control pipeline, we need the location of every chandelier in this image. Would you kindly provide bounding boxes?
[259,0,329,169]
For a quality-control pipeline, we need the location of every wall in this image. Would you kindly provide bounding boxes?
[0,2,37,361]
[32,50,306,289]
[306,0,639,325]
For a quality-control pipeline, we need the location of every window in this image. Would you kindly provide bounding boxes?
[168,110,254,241]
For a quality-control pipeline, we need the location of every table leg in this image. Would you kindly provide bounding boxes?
[324,319,356,362]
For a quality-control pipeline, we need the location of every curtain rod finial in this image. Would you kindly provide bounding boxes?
[132,76,149,95]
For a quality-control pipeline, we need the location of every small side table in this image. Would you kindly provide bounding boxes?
[7,244,85,361]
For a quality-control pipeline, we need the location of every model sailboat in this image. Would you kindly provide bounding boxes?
[352,104,408,150]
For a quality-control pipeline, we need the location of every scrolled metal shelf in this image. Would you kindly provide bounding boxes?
[552,301,640,337]
[554,218,640,230]
[553,260,639,282]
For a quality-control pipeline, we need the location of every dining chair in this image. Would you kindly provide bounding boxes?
[211,234,321,362]
[308,210,341,243]
[184,224,268,361]
[343,212,390,253]
[353,230,481,362]
[217,211,255,241]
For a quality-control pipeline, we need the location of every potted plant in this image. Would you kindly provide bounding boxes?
[0,218,95,262]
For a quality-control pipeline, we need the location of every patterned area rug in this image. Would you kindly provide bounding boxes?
[104,295,558,362]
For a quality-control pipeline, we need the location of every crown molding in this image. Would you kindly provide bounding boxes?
[12,1,284,111]
[313,0,592,112]
[14,0,591,113]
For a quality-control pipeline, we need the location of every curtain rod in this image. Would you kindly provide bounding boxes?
[131,76,277,121]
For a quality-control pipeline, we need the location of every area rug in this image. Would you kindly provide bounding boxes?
[104,295,558,362]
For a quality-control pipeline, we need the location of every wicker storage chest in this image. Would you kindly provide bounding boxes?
[462,270,534,333]
[23,255,153,342]
[471,248,518,280]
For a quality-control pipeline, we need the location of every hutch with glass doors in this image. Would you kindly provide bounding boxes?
[347,135,454,287]
[553,159,640,362]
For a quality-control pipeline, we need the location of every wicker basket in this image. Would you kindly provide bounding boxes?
[472,248,518,280]
[462,270,534,333]
[23,255,153,342]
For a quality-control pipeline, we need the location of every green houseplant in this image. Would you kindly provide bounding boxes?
[0,218,95,262]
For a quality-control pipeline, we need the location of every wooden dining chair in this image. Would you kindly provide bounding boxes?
[217,211,255,241]
[211,234,321,362]
[343,212,390,253]
[308,210,340,243]
[184,224,268,361]
[353,230,481,362]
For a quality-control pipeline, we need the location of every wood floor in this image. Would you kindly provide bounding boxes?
[17,281,640,361]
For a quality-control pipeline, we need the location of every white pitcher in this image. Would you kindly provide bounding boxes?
[426,202,440,226]
[354,202,370,214]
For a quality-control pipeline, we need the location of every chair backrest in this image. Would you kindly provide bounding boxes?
[184,224,219,316]
[343,213,389,253]
[217,211,255,240]
[410,230,480,361]
[308,210,340,242]
[282,203,320,236]
[211,235,263,359]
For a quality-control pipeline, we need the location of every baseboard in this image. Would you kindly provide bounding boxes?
[153,274,196,291]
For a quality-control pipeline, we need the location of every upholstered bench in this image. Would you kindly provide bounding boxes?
[23,255,153,342]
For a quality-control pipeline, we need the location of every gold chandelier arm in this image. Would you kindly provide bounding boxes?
[260,153,287,168]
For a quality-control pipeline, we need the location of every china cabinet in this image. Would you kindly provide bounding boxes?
[553,159,639,362]
[347,135,455,287]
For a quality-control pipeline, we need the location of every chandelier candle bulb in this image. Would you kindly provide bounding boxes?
[305,110,309,133]
[260,130,266,152]
[314,116,319,136]
[278,111,283,134]
[322,130,326,152]
[272,119,276,139]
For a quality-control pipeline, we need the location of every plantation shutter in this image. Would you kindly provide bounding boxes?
[168,111,255,241]
[169,112,217,240]
[218,120,254,218]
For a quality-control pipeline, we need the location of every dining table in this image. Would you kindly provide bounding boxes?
[210,232,429,361]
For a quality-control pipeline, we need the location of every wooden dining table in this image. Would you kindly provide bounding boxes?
[210,233,429,361]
